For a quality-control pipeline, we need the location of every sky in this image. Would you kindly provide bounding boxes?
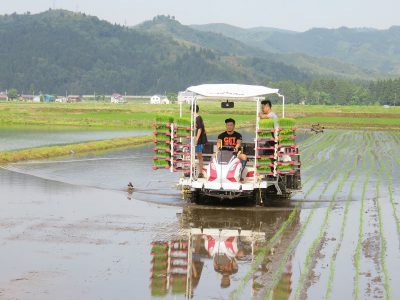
[1,0,399,31]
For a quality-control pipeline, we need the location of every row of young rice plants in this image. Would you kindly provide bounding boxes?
[302,131,352,171]
[354,144,375,300]
[291,134,369,300]
[388,132,400,177]
[301,131,355,187]
[300,131,338,169]
[261,132,361,298]
[324,172,360,299]
[228,207,300,300]
[381,132,400,239]
[263,169,343,299]
[300,133,344,185]
[322,131,374,299]
[229,131,345,300]
[375,154,391,299]
[298,132,331,157]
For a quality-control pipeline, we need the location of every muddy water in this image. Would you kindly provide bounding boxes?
[1,130,400,299]
[0,126,150,151]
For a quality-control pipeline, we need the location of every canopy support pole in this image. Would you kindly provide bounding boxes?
[277,93,285,118]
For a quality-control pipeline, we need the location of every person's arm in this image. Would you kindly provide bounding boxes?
[196,128,202,145]
[235,133,242,152]
[235,139,242,152]
[217,139,222,149]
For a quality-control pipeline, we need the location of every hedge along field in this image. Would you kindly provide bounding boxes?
[229,130,400,299]
[1,101,400,130]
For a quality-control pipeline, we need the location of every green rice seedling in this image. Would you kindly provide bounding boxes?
[151,243,168,253]
[155,124,170,130]
[277,164,294,171]
[279,137,296,145]
[155,114,174,124]
[258,131,274,138]
[175,117,191,127]
[155,150,170,158]
[171,275,186,294]
[259,119,275,129]
[258,157,274,164]
[150,279,168,297]
[154,134,170,141]
[256,165,272,173]
[176,129,191,136]
[279,118,296,128]
[280,128,295,135]
[154,141,170,149]
[154,159,169,167]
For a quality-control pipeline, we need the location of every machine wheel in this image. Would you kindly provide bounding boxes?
[184,190,203,204]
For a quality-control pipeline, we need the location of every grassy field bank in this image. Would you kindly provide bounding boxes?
[1,101,399,130]
[0,135,152,164]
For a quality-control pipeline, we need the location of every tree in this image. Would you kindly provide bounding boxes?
[7,88,18,100]
[166,92,177,104]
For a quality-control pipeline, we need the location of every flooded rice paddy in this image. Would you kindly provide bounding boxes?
[0,126,150,151]
[0,129,399,299]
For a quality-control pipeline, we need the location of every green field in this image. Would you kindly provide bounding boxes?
[0,101,399,130]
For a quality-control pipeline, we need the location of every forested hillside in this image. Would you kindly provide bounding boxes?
[192,23,400,75]
[0,11,307,95]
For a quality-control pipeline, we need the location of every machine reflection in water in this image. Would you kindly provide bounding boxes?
[150,206,300,299]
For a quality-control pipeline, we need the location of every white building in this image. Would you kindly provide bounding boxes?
[55,96,68,103]
[111,93,126,104]
[150,95,170,104]
[178,91,195,104]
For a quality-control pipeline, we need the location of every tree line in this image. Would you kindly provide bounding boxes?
[266,78,400,105]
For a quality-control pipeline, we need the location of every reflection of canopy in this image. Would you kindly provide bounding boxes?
[187,84,279,99]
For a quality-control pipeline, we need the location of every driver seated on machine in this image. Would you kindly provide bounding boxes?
[217,118,248,182]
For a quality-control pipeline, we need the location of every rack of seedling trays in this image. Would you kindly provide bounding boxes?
[256,119,279,176]
[150,242,169,297]
[276,118,301,175]
[172,118,192,175]
[169,240,188,295]
[152,115,174,171]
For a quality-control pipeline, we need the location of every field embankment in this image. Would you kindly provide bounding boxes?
[0,135,152,164]
[1,102,400,130]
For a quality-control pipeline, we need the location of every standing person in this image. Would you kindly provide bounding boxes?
[259,99,279,128]
[194,105,207,178]
[259,100,279,157]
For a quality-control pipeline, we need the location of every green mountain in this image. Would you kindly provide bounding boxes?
[139,17,379,80]
[191,23,400,75]
[0,11,308,95]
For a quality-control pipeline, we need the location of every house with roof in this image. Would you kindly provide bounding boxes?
[111,93,126,104]
[177,91,195,104]
[0,91,8,100]
[150,95,170,104]
[67,95,81,103]
[44,95,56,102]
[19,94,35,101]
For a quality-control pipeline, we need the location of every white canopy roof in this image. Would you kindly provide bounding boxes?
[186,84,279,99]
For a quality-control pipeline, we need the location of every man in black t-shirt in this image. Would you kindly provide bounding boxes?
[217,118,248,182]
